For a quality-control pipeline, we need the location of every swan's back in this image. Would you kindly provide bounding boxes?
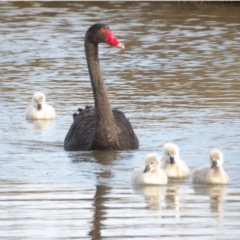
[132,167,145,185]
[64,107,139,151]
[192,165,210,184]
[26,105,55,120]
[113,109,139,149]
[64,107,96,151]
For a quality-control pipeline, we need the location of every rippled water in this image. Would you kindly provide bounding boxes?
[1,2,240,239]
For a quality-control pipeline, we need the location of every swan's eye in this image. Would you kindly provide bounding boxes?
[151,162,153,164]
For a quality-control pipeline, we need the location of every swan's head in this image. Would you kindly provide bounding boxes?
[162,143,180,165]
[32,92,46,110]
[85,23,125,49]
[209,149,224,168]
[143,153,160,173]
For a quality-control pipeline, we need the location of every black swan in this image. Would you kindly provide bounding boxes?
[64,23,139,151]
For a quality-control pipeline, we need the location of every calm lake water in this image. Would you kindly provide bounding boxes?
[1,1,240,239]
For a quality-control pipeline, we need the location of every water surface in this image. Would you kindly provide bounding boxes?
[1,2,240,239]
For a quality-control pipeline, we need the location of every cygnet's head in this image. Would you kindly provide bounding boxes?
[143,153,160,173]
[32,92,46,110]
[162,143,180,165]
[209,149,224,168]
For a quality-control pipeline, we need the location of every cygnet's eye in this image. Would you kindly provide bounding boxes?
[151,162,153,164]
[167,153,170,156]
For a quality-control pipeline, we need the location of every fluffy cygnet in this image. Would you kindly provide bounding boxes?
[192,149,229,184]
[132,153,168,185]
[161,143,190,178]
[26,92,56,120]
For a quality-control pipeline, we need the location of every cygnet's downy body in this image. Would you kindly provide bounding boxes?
[192,149,229,184]
[26,92,56,120]
[161,143,190,178]
[132,153,168,185]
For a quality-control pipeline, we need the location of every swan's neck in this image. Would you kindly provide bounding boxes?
[85,42,119,149]
[85,42,111,116]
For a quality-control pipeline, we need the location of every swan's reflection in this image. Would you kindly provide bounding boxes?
[69,150,135,239]
[165,185,180,212]
[70,150,118,163]
[91,150,118,164]
[27,119,55,130]
[89,151,130,239]
[132,185,167,211]
[193,185,227,214]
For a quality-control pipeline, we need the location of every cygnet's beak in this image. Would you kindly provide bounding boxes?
[143,165,150,173]
[37,103,42,110]
[211,160,217,168]
[170,156,175,165]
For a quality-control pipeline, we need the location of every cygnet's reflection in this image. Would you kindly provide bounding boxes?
[164,185,180,218]
[28,119,55,130]
[165,186,180,210]
[193,185,227,213]
[133,185,167,211]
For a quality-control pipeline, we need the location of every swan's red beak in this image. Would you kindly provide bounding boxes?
[103,29,125,50]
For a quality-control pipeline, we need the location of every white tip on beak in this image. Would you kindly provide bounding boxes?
[117,43,125,49]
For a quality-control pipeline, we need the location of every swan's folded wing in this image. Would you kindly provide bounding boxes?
[113,109,139,149]
[64,107,96,151]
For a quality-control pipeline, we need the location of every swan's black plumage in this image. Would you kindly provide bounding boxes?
[64,23,139,151]
[64,106,139,151]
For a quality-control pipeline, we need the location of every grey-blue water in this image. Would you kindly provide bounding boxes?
[1,2,240,239]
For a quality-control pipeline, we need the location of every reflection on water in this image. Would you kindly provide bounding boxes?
[69,151,120,185]
[1,183,240,239]
[70,150,119,164]
[89,185,112,240]
[165,185,180,218]
[133,185,166,211]
[193,185,227,214]
[27,119,55,130]
[1,1,240,239]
